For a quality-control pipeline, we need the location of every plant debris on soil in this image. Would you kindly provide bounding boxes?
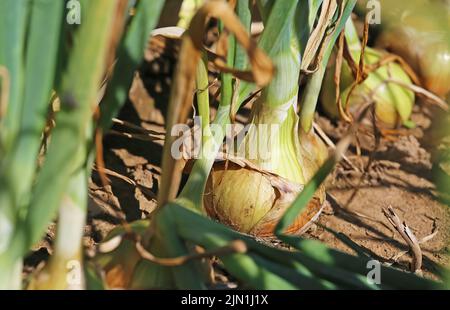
[308,110,450,280]
[25,32,450,285]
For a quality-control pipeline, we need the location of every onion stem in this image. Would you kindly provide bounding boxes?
[30,170,88,289]
[178,54,226,210]
[344,17,361,50]
[299,1,357,133]
[177,2,252,210]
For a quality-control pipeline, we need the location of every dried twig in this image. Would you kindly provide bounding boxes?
[386,227,438,267]
[109,129,164,142]
[382,206,422,273]
[419,229,438,244]
[112,118,165,135]
[313,121,359,171]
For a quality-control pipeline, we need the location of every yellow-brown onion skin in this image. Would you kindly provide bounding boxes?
[204,161,325,237]
[204,164,275,234]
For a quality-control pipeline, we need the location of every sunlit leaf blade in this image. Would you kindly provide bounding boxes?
[25,0,120,249]
[3,0,64,214]
[0,0,28,148]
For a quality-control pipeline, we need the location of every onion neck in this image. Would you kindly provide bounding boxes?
[237,10,305,184]
[239,96,305,185]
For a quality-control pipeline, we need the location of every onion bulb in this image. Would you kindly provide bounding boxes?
[204,154,325,237]
[376,0,450,97]
[203,2,329,237]
[321,45,415,128]
[204,98,326,237]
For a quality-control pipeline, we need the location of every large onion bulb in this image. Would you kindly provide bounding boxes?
[204,158,325,237]
[204,100,327,237]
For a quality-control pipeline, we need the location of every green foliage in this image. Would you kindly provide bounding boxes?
[0,0,163,289]
[0,0,447,290]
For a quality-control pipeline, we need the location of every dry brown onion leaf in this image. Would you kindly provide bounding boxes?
[157,0,274,206]
[188,1,274,87]
[213,151,303,191]
[301,0,338,73]
[335,31,352,123]
[365,53,420,86]
[206,49,271,83]
[342,15,370,121]
[97,2,130,188]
